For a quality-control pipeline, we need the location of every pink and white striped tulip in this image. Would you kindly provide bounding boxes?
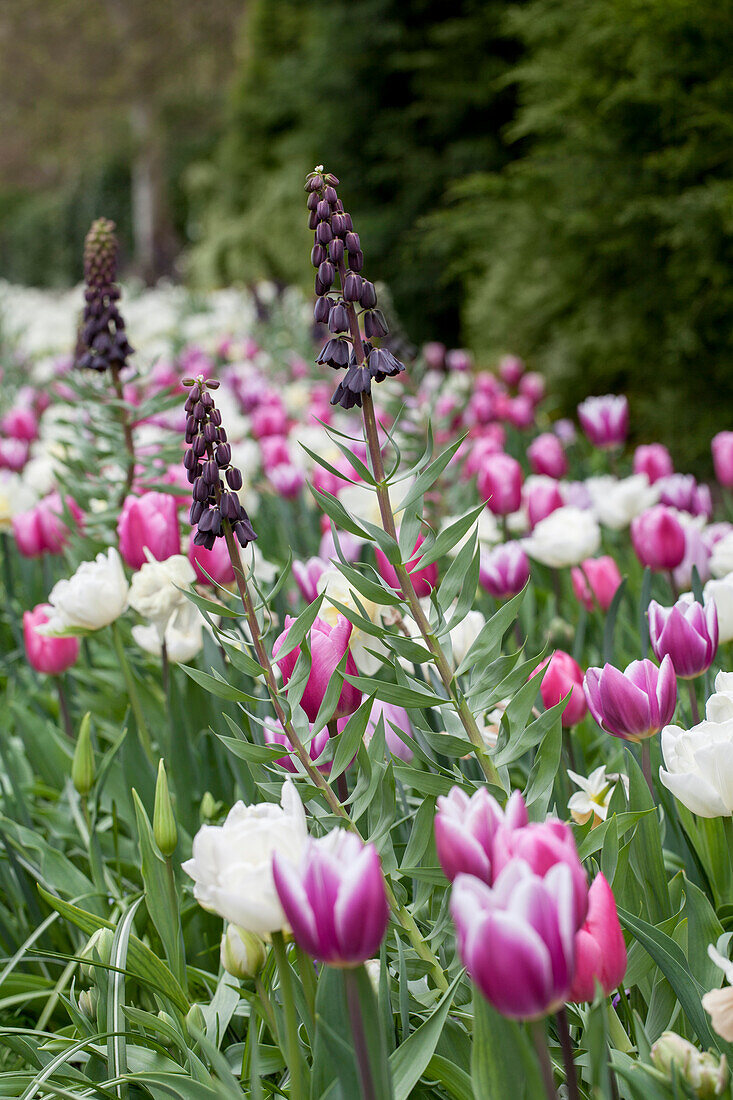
[583,656,677,741]
[648,597,718,680]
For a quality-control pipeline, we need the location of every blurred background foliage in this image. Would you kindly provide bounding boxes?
[1,0,732,467]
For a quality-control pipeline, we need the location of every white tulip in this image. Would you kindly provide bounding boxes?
[45,548,129,634]
[706,671,733,723]
[132,601,204,664]
[522,506,601,568]
[449,610,485,668]
[704,575,733,645]
[659,718,733,817]
[586,474,659,530]
[711,532,733,579]
[182,780,308,936]
[129,553,196,636]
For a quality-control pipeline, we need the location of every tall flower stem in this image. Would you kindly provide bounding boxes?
[111,621,154,765]
[344,968,378,1100]
[555,1009,580,1100]
[111,365,136,506]
[55,676,74,739]
[271,931,304,1100]
[221,521,449,992]
[641,739,655,799]
[529,1019,558,1100]
[687,679,700,725]
[328,718,349,804]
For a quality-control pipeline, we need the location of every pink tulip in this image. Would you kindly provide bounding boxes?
[630,505,686,571]
[435,787,528,884]
[118,492,180,570]
[571,556,622,613]
[479,542,530,599]
[273,831,389,966]
[657,474,712,520]
[568,873,626,1002]
[318,527,362,564]
[506,395,535,429]
[188,536,235,586]
[672,524,711,590]
[712,432,733,489]
[451,862,580,1019]
[446,349,472,372]
[269,464,306,499]
[251,403,289,439]
[633,443,673,484]
[273,614,362,723]
[423,342,446,371]
[374,534,437,599]
[584,656,677,740]
[13,494,82,558]
[526,478,564,529]
[554,419,577,445]
[292,558,329,604]
[362,698,414,762]
[260,436,291,468]
[264,719,331,773]
[462,431,506,479]
[23,604,79,675]
[0,439,29,471]
[530,651,587,727]
[648,596,718,680]
[477,453,523,516]
[519,371,546,405]
[527,433,568,479]
[1,405,38,442]
[491,816,589,929]
[577,395,628,449]
[498,354,525,387]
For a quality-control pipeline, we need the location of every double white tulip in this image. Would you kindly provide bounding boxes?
[182,781,309,936]
[522,505,601,568]
[45,548,129,634]
[128,552,196,637]
[659,671,733,817]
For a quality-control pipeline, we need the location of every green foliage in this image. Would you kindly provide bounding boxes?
[428,0,733,468]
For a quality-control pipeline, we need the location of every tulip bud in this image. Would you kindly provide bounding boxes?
[220,924,267,980]
[79,927,113,982]
[78,988,98,1020]
[186,1003,206,1037]
[154,760,178,857]
[200,791,219,821]
[72,713,95,797]
[651,1032,728,1098]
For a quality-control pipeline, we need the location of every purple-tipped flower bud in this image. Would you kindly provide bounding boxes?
[324,185,338,204]
[226,467,243,491]
[328,302,349,334]
[314,297,331,324]
[331,213,347,237]
[216,443,232,467]
[348,250,364,272]
[316,221,333,245]
[317,199,331,220]
[311,244,326,268]
[345,231,360,252]
[318,261,335,288]
[329,238,344,263]
[343,273,362,301]
[359,280,377,309]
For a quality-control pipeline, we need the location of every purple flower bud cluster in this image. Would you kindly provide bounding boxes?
[305,166,405,409]
[74,219,134,373]
[183,376,256,551]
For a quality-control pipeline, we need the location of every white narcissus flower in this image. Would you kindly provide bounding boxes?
[706,671,733,723]
[449,610,485,668]
[129,553,196,637]
[711,532,733,579]
[704,575,733,644]
[45,548,129,634]
[182,780,308,936]
[567,766,629,826]
[522,506,601,568]
[132,601,204,664]
[586,474,659,530]
[659,717,733,817]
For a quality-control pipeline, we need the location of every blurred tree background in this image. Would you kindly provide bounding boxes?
[1,0,732,466]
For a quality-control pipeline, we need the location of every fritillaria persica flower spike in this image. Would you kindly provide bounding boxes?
[75,218,134,373]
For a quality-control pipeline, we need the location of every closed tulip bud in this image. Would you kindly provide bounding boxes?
[154,760,177,857]
[577,394,628,449]
[434,787,528,884]
[631,505,687,571]
[273,614,362,723]
[451,862,580,1019]
[78,988,98,1020]
[584,655,677,740]
[633,443,674,484]
[374,533,437,599]
[651,1032,728,1098]
[568,873,626,1001]
[648,596,718,679]
[712,431,733,489]
[479,542,530,599]
[498,354,525,387]
[525,477,564,529]
[79,927,113,982]
[200,791,218,821]
[477,452,523,516]
[530,650,587,727]
[72,713,95,796]
[527,433,568,479]
[186,1003,206,1037]
[273,830,389,966]
[220,924,267,980]
[571,556,622,613]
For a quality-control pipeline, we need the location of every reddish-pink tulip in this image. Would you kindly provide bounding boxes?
[526,478,564,529]
[23,604,80,674]
[1,405,38,442]
[519,371,546,405]
[630,505,686,571]
[477,452,523,516]
[292,558,329,604]
[118,492,180,570]
[273,614,362,723]
[188,536,235,586]
[13,493,82,558]
[633,443,673,484]
[568,873,626,1002]
[712,431,733,488]
[263,719,331,773]
[498,354,525,387]
[527,433,568,479]
[531,651,587,727]
[571,556,622,613]
[374,534,438,599]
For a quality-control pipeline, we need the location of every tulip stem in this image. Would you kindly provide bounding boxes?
[345,967,378,1100]
[255,975,278,1039]
[641,739,655,799]
[687,679,700,725]
[55,676,74,739]
[271,931,304,1100]
[111,622,154,765]
[529,1019,558,1100]
[555,1009,580,1100]
[360,392,502,789]
[111,365,136,506]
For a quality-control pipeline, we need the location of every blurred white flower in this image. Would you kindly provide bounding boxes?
[586,474,658,530]
[132,600,204,663]
[45,548,129,634]
[449,610,485,668]
[711,532,733,579]
[703,575,733,644]
[522,506,601,568]
[129,553,196,637]
[706,671,733,723]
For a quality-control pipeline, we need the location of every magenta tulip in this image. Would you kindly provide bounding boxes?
[583,656,677,741]
[446,348,472,373]
[657,474,712,520]
[423,342,446,371]
[577,395,628,449]
[269,464,306,499]
[273,614,362,723]
[13,493,82,558]
[273,830,389,966]
[498,354,525,387]
[712,431,733,489]
[568,873,627,1002]
[292,558,330,604]
[263,720,331,773]
[527,433,568,479]
[530,651,587,727]
[633,443,673,484]
[1,405,38,442]
[526,478,564,529]
[630,505,686,571]
[188,536,236,586]
[477,453,523,516]
[571,556,622,613]
[491,818,589,929]
[519,371,546,405]
[23,604,80,675]
[118,492,180,570]
[506,395,535,430]
[374,534,437,599]
[362,699,414,762]
[648,597,718,680]
[479,542,530,599]
[451,862,579,1019]
[435,787,528,885]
